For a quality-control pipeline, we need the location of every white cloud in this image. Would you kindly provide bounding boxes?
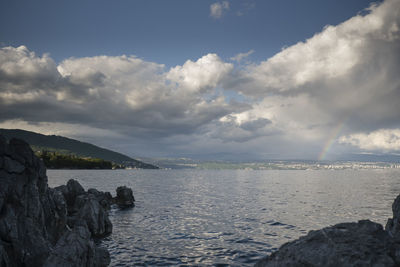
[1,0,399,159]
[167,54,233,92]
[230,49,254,63]
[340,129,400,152]
[0,47,242,140]
[221,0,400,154]
[210,1,230,19]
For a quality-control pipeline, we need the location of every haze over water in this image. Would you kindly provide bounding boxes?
[48,169,400,266]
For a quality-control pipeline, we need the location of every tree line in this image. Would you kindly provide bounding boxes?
[36,150,115,169]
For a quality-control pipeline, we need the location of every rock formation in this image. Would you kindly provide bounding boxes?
[0,136,113,266]
[115,186,135,208]
[255,195,400,267]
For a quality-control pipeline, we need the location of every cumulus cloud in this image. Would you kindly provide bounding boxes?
[340,129,400,152]
[0,47,242,141]
[0,0,399,159]
[167,54,233,92]
[220,0,400,157]
[210,1,230,19]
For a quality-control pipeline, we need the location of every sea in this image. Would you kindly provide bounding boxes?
[47,169,400,266]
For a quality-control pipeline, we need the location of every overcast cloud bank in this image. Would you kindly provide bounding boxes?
[0,0,399,159]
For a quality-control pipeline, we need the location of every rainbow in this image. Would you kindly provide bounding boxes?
[318,121,346,161]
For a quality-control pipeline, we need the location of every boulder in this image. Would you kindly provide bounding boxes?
[255,220,400,267]
[115,186,135,208]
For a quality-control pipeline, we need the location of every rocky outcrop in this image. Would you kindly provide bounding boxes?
[115,186,135,208]
[0,136,112,266]
[255,220,400,266]
[255,196,400,267]
[386,194,400,238]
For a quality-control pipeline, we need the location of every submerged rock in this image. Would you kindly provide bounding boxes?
[115,186,135,208]
[0,136,112,266]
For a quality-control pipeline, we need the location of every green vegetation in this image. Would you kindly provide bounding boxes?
[36,151,115,169]
[0,128,158,169]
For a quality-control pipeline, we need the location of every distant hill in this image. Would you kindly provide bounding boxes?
[0,128,158,169]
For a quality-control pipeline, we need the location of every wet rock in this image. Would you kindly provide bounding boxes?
[0,136,112,266]
[255,192,400,267]
[115,186,135,208]
[255,220,400,267]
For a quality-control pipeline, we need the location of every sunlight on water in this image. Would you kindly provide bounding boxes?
[48,169,400,266]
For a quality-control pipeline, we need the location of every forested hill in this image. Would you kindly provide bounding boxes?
[0,128,158,169]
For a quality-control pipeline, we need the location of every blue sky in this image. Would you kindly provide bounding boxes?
[0,0,379,66]
[0,0,399,160]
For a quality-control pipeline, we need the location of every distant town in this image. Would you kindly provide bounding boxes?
[146,158,400,170]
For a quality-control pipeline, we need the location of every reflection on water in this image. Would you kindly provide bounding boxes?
[48,169,400,266]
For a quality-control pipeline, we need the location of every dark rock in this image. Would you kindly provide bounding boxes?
[0,241,11,266]
[88,188,113,210]
[44,188,68,244]
[64,179,86,211]
[115,186,135,208]
[75,194,112,237]
[255,220,400,267]
[386,194,400,238]
[43,220,110,267]
[0,136,112,266]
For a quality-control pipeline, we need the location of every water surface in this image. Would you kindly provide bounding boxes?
[48,169,400,266]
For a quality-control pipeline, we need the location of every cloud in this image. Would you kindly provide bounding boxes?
[210,1,230,19]
[0,47,243,141]
[220,0,400,156]
[230,49,254,63]
[166,53,233,92]
[236,1,255,17]
[340,129,400,152]
[0,0,399,159]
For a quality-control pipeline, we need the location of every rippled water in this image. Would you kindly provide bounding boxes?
[48,169,400,266]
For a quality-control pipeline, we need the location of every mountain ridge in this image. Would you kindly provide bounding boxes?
[0,128,158,169]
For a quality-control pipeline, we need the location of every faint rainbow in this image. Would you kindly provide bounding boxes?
[318,121,346,161]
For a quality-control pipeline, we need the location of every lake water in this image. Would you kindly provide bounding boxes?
[47,169,400,266]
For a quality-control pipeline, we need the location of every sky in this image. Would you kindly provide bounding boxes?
[0,0,399,161]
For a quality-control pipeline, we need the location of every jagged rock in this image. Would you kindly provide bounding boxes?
[88,188,113,210]
[43,220,110,267]
[75,194,112,237]
[0,136,112,266]
[0,137,52,266]
[115,186,135,208]
[386,194,400,238]
[44,188,68,244]
[255,220,400,267]
[53,181,113,238]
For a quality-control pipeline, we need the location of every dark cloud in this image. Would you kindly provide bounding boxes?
[0,0,399,158]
